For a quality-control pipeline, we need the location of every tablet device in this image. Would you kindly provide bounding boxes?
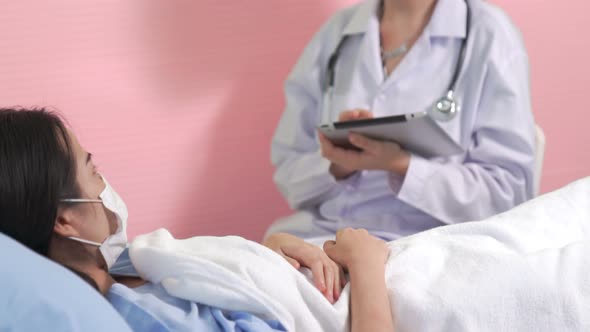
[318,111,463,158]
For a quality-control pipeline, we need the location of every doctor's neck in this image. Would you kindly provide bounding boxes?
[381,0,437,22]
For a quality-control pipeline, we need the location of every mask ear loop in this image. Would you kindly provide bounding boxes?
[59,198,105,246]
[60,198,102,203]
[68,236,102,247]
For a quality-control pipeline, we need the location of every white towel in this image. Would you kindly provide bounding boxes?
[387,176,590,332]
[129,231,348,331]
[130,177,590,332]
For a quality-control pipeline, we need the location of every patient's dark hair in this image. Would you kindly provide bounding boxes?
[0,107,80,256]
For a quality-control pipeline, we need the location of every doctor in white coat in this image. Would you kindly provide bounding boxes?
[267,0,535,241]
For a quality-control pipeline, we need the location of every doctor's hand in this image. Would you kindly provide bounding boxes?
[319,131,411,176]
[323,109,374,180]
[263,233,345,304]
[338,109,373,122]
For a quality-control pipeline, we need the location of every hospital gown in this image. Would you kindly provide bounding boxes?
[107,249,286,332]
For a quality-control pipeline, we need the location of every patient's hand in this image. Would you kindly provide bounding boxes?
[324,228,393,332]
[263,233,345,304]
[323,228,389,271]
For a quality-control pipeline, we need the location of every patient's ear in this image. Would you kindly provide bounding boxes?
[54,208,80,238]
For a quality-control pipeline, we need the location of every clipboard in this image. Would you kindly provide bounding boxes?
[318,111,463,158]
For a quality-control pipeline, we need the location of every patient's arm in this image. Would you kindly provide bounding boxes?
[324,228,393,332]
[263,233,345,304]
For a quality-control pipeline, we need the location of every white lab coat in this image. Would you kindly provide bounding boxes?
[270,0,535,240]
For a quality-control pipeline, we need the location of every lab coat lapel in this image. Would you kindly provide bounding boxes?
[384,32,432,89]
[357,15,385,89]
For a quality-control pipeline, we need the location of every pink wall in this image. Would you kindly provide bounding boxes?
[1,1,588,241]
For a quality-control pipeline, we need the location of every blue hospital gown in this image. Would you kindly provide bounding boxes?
[107,249,286,332]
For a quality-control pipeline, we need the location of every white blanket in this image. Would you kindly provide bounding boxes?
[130,177,590,332]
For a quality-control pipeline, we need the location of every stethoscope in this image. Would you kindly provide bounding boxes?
[322,0,471,127]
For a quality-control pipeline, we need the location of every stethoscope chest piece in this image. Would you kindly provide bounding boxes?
[322,0,470,126]
[429,91,459,122]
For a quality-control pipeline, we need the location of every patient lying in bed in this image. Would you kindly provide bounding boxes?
[3,107,589,332]
[0,107,393,332]
[121,175,590,332]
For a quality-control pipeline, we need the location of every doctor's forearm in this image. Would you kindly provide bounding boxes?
[397,156,531,223]
[329,163,357,180]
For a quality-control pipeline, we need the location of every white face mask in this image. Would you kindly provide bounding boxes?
[60,176,129,269]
